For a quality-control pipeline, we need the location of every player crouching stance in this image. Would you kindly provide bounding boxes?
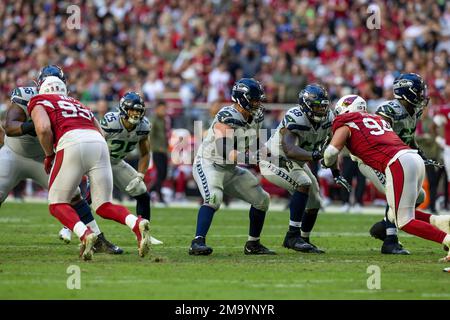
[324,95,450,262]
[189,78,275,256]
[28,77,151,260]
[59,92,163,245]
[260,84,349,254]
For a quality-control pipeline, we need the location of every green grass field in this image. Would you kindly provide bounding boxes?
[0,202,449,300]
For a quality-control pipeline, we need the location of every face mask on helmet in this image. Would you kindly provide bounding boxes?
[127,107,145,124]
[119,92,145,125]
[302,96,329,122]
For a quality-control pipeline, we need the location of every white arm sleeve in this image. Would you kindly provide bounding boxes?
[324,145,340,167]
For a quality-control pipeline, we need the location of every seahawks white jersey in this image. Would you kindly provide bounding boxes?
[196,105,264,168]
[100,112,151,164]
[5,86,44,159]
[375,99,418,145]
[266,106,334,166]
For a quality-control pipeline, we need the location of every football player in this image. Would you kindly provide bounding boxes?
[323,95,450,262]
[365,73,442,254]
[1,65,122,254]
[189,78,275,256]
[260,84,350,253]
[59,92,163,245]
[29,76,152,260]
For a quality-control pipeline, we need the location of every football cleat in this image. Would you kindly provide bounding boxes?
[59,227,72,244]
[369,220,387,241]
[189,237,213,256]
[93,233,123,254]
[150,236,164,245]
[301,237,325,254]
[283,231,315,253]
[244,240,276,255]
[79,229,97,261]
[132,217,151,257]
[381,240,410,255]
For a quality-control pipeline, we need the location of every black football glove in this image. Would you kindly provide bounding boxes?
[334,175,352,193]
[331,168,351,193]
[311,149,323,161]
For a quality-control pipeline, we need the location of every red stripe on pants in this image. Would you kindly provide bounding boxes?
[388,159,404,222]
[49,149,65,190]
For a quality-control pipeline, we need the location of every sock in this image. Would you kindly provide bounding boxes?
[134,192,151,220]
[289,191,308,232]
[96,202,130,225]
[195,205,216,238]
[125,214,138,230]
[249,206,266,239]
[49,203,82,231]
[73,199,95,225]
[301,209,318,235]
[73,221,88,239]
[415,209,431,223]
[401,219,447,244]
[87,220,101,236]
[248,236,260,241]
[301,231,310,239]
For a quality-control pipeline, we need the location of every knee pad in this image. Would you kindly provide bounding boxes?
[126,179,147,197]
[252,190,270,212]
[204,191,223,211]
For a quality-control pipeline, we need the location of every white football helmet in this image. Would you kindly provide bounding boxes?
[334,94,367,116]
[38,76,67,95]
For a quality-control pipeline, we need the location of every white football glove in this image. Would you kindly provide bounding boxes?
[125,173,147,196]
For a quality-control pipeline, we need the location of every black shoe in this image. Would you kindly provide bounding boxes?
[369,220,387,241]
[283,231,315,252]
[381,239,410,255]
[93,233,123,254]
[244,240,276,255]
[301,237,325,254]
[189,237,213,256]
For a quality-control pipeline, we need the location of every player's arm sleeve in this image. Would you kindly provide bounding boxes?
[324,122,350,167]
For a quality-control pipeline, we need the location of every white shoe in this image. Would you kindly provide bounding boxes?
[133,218,151,257]
[338,203,351,213]
[59,227,72,244]
[350,204,362,214]
[150,236,163,245]
[80,230,97,261]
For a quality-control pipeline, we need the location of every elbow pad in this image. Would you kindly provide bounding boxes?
[323,145,340,167]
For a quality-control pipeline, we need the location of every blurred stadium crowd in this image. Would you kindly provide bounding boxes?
[1,0,450,211]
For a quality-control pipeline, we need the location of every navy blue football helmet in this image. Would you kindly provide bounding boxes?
[231,78,265,115]
[393,73,429,114]
[298,84,330,123]
[119,92,145,125]
[37,65,66,90]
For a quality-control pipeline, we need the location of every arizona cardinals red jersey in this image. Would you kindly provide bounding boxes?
[332,112,410,172]
[28,94,97,145]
